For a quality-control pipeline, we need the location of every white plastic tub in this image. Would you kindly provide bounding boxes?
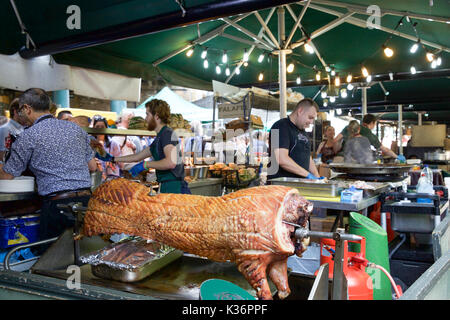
[0,176,35,193]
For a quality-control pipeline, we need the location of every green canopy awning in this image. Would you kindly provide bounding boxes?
[1,1,449,118]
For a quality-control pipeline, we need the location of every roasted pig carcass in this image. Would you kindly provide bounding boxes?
[83,178,312,300]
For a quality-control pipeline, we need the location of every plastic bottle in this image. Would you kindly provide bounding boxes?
[422,165,433,185]
[417,172,434,203]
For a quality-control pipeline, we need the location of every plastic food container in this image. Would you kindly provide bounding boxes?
[0,176,35,193]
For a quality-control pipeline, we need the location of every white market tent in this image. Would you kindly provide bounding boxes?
[136,86,213,122]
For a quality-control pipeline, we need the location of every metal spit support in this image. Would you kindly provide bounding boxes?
[294,226,363,300]
[56,202,88,266]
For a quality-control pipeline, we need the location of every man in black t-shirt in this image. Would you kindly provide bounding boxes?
[268,98,321,180]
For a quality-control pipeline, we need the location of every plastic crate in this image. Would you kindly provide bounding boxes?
[0,214,40,249]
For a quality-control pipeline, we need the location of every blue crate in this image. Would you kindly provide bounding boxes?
[0,214,40,249]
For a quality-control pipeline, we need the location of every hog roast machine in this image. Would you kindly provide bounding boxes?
[1,202,363,300]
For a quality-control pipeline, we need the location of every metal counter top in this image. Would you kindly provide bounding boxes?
[0,192,38,202]
[307,196,380,212]
[188,178,223,187]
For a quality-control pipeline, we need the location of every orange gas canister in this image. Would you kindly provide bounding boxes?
[315,237,373,300]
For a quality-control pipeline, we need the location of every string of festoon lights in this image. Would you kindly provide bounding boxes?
[185,15,443,110]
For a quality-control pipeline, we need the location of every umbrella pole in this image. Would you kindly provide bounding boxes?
[361,86,367,116]
[278,6,288,119]
[398,104,403,156]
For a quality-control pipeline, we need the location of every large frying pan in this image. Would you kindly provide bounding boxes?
[329,163,414,175]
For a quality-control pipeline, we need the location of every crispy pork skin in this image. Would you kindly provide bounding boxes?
[83,178,312,299]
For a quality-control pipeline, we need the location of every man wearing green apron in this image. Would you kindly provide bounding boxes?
[96,99,190,194]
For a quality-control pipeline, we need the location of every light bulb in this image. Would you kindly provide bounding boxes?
[323,99,328,107]
[325,66,331,72]
[335,76,341,87]
[243,49,249,62]
[287,63,295,73]
[258,53,264,63]
[186,48,194,57]
[410,66,417,74]
[225,66,230,76]
[203,59,209,69]
[346,74,352,83]
[410,42,419,54]
[341,89,347,98]
[383,46,394,58]
[243,61,248,67]
[215,64,221,74]
[222,51,228,64]
[348,111,352,117]
[431,60,437,68]
[426,52,434,62]
[258,72,264,81]
[201,48,207,59]
[296,76,301,85]
[336,108,342,115]
[315,71,321,81]
[347,83,354,90]
[235,67,240,75]
[330,96,336,103]
[436,57,442,66]
[361,66,369,77]
[366,75,372,83]
[321,91,327,98]
[331,68,336,76]
[389,72,394,81]
[385,91,390,96]
[304,43,314,54]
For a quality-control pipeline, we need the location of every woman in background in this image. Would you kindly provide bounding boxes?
[92,115,122,180]
[316,126,339,164]
[344,120,374,164]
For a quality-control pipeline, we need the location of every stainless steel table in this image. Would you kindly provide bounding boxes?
[0,192,38,202]
[307,196,380,216]
[188,178,223,196]
[306,196,380,232]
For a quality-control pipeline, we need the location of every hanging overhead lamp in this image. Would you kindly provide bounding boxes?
[296,76,301,85]
[225,65,230,76]
[186,47,194,57]
[203,59,209,69]
[383,45,394,58]
[410,40,420,53]
[243,48,250,62]
[361,66,369,78]
[201,47,208,59]
[304,42,314,54]
[222,50,228,64]
[235,67,241,75]
[215,63,221,74]
[410,65,417,74]
[287,63,295,73]
[426,51,434,62]
[258,53,265,63]
[346,74,352,83]
[315,71,321,81]
[258,72,264,81]
[334,75,341,87]
[347,83,354,90]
